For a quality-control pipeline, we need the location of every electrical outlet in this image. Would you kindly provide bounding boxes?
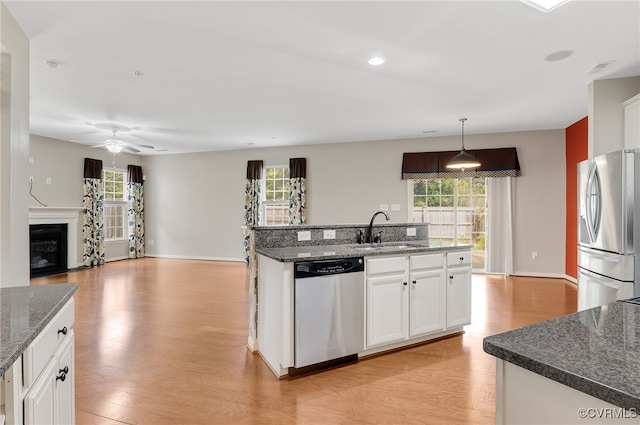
[46,177,52,185]
[531,251,539,260]
[297,231,311,241]
[29,157,34,164]
[323,229,336,240]
[148,240,155,246]
[406,227,417,236]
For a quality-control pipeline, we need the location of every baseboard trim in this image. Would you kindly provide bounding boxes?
[145,254,246,263]
[511,271,571,280]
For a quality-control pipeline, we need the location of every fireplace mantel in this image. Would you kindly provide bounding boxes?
[29,207,84,269]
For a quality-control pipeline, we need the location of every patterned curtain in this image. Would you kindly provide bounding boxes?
[243,160,263,263]
[82,158,105,266]
[127,165,145,259]
[289,157,306,224]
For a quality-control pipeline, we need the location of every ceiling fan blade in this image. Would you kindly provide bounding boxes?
[90,144,106,148]
[123,145,141,153]
[133,144,155,150]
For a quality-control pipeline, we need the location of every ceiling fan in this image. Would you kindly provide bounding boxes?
[74,123,156,153]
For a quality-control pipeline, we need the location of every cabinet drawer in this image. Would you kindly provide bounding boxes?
[446,251,472,267]
[367,256,406,275]
[410,253,444,270]
[23,299,74,388]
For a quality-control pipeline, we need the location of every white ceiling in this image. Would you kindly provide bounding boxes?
[4,0,640,155]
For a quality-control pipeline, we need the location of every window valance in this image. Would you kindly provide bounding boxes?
[401,147,522,179]
[246,160,263,180]
[127,165,144,184]
[83,158,103,179]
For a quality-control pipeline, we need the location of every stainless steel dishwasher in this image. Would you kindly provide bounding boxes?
[294,257,365,368]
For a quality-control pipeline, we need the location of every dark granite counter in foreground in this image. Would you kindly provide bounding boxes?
[0,283,78,375]
[483,301,640,410]
[256,241,472,262]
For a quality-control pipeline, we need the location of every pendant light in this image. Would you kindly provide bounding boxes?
[446,118,480,170]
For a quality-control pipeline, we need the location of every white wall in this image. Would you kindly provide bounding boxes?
[142,129,566,276]
[589,76,640,157]
[0,3,30,287]
[29,134,144,264]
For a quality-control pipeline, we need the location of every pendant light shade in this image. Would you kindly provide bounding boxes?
[446,118,480,170]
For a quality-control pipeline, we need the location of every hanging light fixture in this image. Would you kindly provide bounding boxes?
[446,118,480,170]
[105,139,124,154]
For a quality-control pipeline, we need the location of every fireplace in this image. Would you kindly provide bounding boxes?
[30,224,68,278]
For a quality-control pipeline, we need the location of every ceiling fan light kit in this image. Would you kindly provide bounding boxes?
[446,118,481,171]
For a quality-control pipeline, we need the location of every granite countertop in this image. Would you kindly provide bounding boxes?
[483,301,640,410]
[0,283,78,375]
[256,241,472,262]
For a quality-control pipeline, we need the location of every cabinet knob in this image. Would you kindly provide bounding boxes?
[59,366,69,375]
[56,372,66,382]
[403,281,408,286]
[57,326,68,335]
[459,257,464,261]
[412,280,417,284]
[449,275,454,280]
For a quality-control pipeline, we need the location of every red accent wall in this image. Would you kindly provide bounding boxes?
[565,117,588,278]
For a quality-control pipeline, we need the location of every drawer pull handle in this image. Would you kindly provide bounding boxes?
[58,326,68,335]
[59,366,69,375]
[56,372,66,382]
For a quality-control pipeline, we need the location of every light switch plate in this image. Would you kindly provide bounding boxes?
[298,231,311,241]
[379,204,389,211]
[407,227,417,236]
[391,204,400,211]
[323,229,336,240]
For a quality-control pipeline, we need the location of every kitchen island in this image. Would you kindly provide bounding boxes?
[1,283,77,425]
[483,300,640,424]
[251,222,472,377]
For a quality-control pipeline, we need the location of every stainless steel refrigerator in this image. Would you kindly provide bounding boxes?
[577,149,640,311]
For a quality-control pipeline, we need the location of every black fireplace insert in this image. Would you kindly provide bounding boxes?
[30,223,68,278]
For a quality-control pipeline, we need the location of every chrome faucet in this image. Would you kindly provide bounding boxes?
[367,211,390,243]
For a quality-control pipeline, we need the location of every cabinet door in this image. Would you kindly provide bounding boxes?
[24,359,57,425]
[446,268,472,328]
[367,274,408,347]
[410,269,446,337]
[56,332,75,425]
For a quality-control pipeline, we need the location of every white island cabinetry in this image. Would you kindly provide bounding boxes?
[446,251,472,328]
[2,298,75,425]
[255,247,472,377]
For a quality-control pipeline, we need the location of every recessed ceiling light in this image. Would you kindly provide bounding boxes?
[521,0,570,13]
[368,56,386,66]
[545,50,574,62]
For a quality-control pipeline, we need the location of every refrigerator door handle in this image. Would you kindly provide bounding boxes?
[585,162,602,244]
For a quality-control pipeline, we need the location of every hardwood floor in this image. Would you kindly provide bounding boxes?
[31,258,577,425]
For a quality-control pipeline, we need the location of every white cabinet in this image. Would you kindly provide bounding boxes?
[2,298,76,425]
[366,257,408,347]
[446,251,472,328]
[24,332,75,425]
[409,253,446,336]
[366,253,447,349]
[624,94,640,150]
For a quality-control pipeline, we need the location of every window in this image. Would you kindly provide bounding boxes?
[410,178,487,270]
[262,166,290,226]
[103,169,127,240]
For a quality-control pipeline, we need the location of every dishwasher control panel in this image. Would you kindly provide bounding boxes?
[295,258,364,278]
